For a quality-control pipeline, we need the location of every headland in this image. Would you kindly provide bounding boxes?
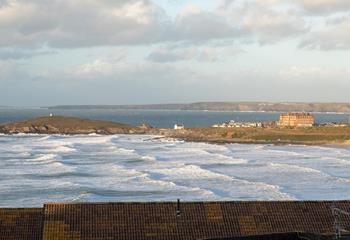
[0,115,349,146]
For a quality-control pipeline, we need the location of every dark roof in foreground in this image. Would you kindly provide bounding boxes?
[1,201,350,240]
[0,208,43,240]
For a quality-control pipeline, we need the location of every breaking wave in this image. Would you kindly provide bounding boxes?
[0,134,350,207]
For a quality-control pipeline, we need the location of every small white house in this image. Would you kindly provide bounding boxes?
[174,124,185,130]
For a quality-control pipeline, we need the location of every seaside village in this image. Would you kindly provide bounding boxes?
[173,112,349,130]
[209,112,347,129]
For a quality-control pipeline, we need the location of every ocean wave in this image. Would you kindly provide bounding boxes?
[141,155,157,161]
[1,134,350,207]
[150,146,248,165]
[147,163,294,200]
[268,163,323,174]
[34,153,60,162]
[230,178,295,200]
[68,136,114,145]
[49,145,76,153]
[108,146,136,155]
[38,135,51,141]
[151,164,233,181]
[23,154,68,169]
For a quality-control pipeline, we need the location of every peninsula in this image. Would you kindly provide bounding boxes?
[1,116,349,146]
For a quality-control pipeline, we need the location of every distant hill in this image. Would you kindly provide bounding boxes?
[48,102,350,113]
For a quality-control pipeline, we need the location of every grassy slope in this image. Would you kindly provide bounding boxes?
[171,126,350,144]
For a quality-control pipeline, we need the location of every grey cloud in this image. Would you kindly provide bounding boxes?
[294,0,350,15]
[0,0,168,48]
[173,11,240,42]
[4,0,349,55]
[0,0,310,49]
[2,0,232,49]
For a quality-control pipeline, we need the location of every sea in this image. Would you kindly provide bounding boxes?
[0,108,350,207]
[0,108,349,127]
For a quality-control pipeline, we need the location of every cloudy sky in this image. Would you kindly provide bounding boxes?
[0,0,349,106]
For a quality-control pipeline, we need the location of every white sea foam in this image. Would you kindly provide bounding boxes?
[108,146,136,155]
[38,135,51,141]
[141,155,157,161]
[268,163,323,174]
[67,135,113,145]
[28,154,58,165]
[151,164,233,181]
[1,134,350,207]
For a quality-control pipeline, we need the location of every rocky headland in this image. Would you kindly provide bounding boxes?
[0,116,147,135]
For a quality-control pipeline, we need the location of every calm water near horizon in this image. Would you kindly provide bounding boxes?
[0,108,349,128]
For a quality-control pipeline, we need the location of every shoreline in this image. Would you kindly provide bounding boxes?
[1,131,349,149]
[169,136,350,148]
[1,115,349,148]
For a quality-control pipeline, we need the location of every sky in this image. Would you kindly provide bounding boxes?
[0,0,350,106]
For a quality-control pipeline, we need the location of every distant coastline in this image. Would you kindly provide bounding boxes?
[46,102,350,113]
